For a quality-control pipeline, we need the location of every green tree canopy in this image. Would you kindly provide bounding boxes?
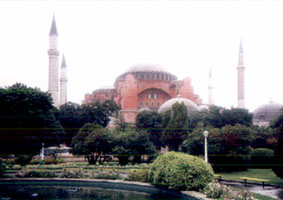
[112,127,156,165]
[182,124,254,172]
[0,83,63,155]
[271,108,283,178]
[162,102,189,151]
[136,110,163,149]
[188,105,253,131]
[71,123,114,165]
[57,100,119,145]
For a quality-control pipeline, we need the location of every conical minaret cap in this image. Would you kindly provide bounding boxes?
[61,54,67,68]
[49,15,58,36]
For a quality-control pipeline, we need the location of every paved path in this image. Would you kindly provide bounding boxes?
[220,180,283,199]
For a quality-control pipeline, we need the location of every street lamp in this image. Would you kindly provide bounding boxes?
[203,130,209,162]
[41,143,45,160]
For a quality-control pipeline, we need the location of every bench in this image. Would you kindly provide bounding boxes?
[240,177,269,188]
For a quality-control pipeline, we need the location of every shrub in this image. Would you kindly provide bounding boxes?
[19,170,56,178]
[60,170,84,178]
[203,181,258,200]
[0,158,6,177]
[15,155,32,166]
[250,148,274,168]
[127,169,149,182]
[148,152,214,191]
[94,171,121,180]
[30,157,65,165]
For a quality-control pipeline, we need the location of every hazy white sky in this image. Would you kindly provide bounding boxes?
[0,0,283,111]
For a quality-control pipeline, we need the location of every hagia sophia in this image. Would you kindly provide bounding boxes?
[47,16,283,126]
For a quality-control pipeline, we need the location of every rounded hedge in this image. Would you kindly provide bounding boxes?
[149,152,214,191]
[250,148,274,168]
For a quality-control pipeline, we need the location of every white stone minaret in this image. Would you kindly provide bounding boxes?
[48,15,59,107]
[208,67,214,105]
[237,39,245,108]
[60,54,68,106]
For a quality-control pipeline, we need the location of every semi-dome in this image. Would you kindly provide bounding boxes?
[115,64,177,82]
[158,96,199,116]
[253,102,282,127]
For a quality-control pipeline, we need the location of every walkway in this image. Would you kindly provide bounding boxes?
[220,180,283,199]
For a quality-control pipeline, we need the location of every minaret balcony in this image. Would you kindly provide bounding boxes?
[48,49,59,56]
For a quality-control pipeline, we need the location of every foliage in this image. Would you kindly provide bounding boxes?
[251,127,277,150]
[162,102,189,151]
[112,127,157,165]
[71,123,113,165]
[250,148,274,168]
[57,102,81,146]
[58,100,119,145]
[188,106,252,130]
[127,169,149,182]
[0,83,64,155]
[182,125,254,172]
[203,181,258,200]
[19,170,57,178]
[60,170,84,178]
[149,152,214,191]
[271,109,283,178]
[79,100,119,128]
[15,155,32,166]
[94,171,121,180]
[0,158,6,177]
[30,157,65,165]
[136,111,163,150]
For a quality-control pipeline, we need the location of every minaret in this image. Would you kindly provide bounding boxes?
[48,15,59,107]
[237,39,245,108]
[60,54,68,106]
[208,68,214,105]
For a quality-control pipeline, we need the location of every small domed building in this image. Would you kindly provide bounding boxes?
[83,64,202,123]
[158,95,199,116]
[253,102,283,127]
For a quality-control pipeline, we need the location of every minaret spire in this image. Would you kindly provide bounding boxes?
[48,15,60,107]
[60,54,68,106]
[237,38,245,108]
[49,15,58,36]
[208,67,214,105]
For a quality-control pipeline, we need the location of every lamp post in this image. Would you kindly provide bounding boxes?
[41,143,45,160]
[203,130,209,162]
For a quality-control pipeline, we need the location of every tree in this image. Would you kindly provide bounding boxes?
[57,100,119,145]
[57,102,81,146]
[188,106,253,130]
[271,109,283,178]
[251,126,277,150]
[182,124,254,172]
[162,102,188,151]
[112,127,156,165]
[71,123,113,165]
[136,111,163,150]
[0,83,64,155]
[79,100,119,127]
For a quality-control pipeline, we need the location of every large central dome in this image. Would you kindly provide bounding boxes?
[116,64,177,82]
[125,64,169,73]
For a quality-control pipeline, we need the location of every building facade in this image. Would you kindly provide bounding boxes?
[83,65,202,123]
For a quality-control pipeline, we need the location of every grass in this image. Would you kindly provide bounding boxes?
[218,169,283,186]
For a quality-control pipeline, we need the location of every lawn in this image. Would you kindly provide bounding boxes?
[218,169,283,186]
